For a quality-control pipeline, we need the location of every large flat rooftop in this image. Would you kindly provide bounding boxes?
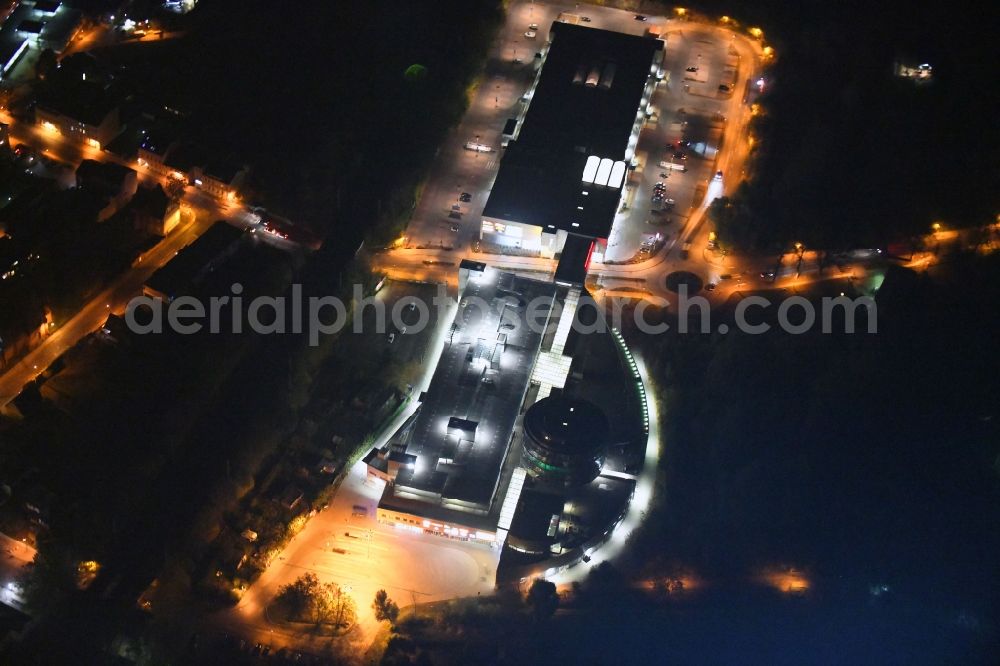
[385,270,557,518]
[520,22,662,157]
[482,22,662,240]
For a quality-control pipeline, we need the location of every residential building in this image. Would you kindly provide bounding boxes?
[36,85,121,150]
[137,129,178,179]
[162,141,206,184]
[75,159,137,220]
[131,184,180,237]
[196,159,248,202]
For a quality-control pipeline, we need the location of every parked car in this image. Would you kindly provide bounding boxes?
[686,66,699,72]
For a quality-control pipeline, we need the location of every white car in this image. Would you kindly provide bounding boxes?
[524,30,536,39]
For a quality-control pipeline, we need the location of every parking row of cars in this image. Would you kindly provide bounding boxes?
[218,634,330,663]
[651,181,676,208]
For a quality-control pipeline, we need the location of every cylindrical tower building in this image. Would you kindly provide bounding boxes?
[522,396,609,486]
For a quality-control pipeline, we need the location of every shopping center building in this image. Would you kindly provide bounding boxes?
[480,22,664,258]
[366,23,655,562]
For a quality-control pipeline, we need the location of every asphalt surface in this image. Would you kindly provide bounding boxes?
[216,462,499,651]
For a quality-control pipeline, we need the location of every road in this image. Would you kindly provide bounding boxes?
[0,111,298,409]
[0,206,215,409]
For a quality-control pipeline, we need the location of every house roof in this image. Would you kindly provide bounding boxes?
[37,81,118,127]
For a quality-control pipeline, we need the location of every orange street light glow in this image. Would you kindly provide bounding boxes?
[758,567,810,594]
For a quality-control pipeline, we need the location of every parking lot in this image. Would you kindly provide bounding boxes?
[400,6,749,268]
[220,461,499,651]
[337,280,445,373]
[605,25,743,262]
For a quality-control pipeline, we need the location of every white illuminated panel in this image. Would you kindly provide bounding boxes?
[595,158,613,186]
[497,467,526,532]
[532,350,573,389]
[551,287,579,355]
[608,161,627,188]
[582,155,600,183]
